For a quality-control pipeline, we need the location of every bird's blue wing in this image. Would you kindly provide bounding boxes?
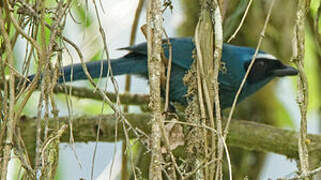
[218,79,238,109]
[120,38,195,70]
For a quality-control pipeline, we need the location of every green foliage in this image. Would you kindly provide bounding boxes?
[2,0,321,179]
[305,31,321,111]
[73,2,93,28]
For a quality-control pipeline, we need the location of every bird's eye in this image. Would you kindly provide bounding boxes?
[244,60,267,73]
[257,60,265,67]
[245,59,270,84]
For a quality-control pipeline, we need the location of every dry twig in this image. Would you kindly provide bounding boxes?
[146,0,164,179]
[293,0,310,178]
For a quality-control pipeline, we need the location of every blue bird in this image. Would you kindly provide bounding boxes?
[28,38,298,109]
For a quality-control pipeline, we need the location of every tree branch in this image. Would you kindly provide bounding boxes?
[293,0,310,177]
[52,85,149,105]
[19,113,321,169]
[146,0,165,178]
[1,80,150,105]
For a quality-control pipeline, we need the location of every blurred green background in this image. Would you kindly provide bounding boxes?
[6,0,321,179]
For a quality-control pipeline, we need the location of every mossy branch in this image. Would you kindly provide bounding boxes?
[18,113,321,169]
[53,85,150,105]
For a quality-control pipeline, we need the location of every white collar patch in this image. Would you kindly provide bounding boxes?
[256,53,277,60]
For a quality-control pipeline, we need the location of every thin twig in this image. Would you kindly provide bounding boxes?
[90,1,121,179]
[182,159,216,180]
[224,0,276,139]
[60,40,83,169]
[163,120,217,132]
[227,0,253,43]
[211,0,224,178]
[123,1,145,178]
[221,136,232,180]
[0,6,16,179]
[40,125,68,167]
[196,58,210,179]
[163,30,173,112]
[5,0,42,55]
[289,166,321,180]
[293,0,310,177]
[3,62,31,82]
[61,29,123,115]
[124,0,145,112]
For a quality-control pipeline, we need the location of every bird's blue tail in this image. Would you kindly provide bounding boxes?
[28,54,148,83]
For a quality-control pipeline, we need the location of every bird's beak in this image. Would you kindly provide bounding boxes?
[272,65,298,77]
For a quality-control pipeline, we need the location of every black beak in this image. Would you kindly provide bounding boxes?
[272,65,298,77]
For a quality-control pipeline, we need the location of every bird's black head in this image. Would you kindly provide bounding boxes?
[244,56,298,84]
[219,44,298,108]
